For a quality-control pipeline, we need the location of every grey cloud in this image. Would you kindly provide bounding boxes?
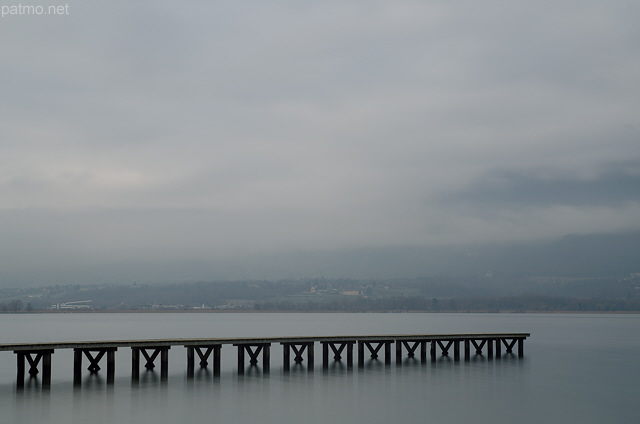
[1,1,640,285]
[442,159,640,209]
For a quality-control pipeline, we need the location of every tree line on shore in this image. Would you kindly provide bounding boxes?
[2,274,639,312]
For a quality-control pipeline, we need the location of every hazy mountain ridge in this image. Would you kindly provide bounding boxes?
[1,230,639,287]
[227,230,640,280]
[2,231,639,312]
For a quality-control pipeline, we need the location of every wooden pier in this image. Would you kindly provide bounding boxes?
[0,333,529,389]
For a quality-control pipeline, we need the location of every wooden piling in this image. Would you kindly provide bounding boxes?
[263,344,270,373]
[107,350,116,384]
[321,341,354,369]
[358,341,393,366]
[237,345,245,375]
[161,348,169,380]
[518,338,524,358]
[132,346,170,380]
[42,352,52,388]
[73,349,82,385]
[73,348,117,386]
[14,350,53,389]
[395,340,423,364]
[186,347,195,378]
[234,343,271,374]
[281,342,314,371]
[308,343,314,370]
[322,343,328,369]
[131,348,140,382]
[16,353,25,389]
[283,344,291,370]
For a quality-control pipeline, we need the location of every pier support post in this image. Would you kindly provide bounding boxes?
[470,339,487,356]
[281,342,314,371]
[14,350,54,389]
[500,338,518,357]
[107,350,116,383]
[395,341,425,365]
[433,340,454,359]
[17,353,25,387]
[161,348,169,379]
[322,343,327,367]
[308,342,314,370]
[237,345,244,375]
[132,348,140,382]
[358,341,393,367]
[74,349,82,385]
[283,344,290,370]
[42,352,52,388]
[73,348,117,386]
[187,347,194,377]
[518,338,524,358]
[131,347,170,380]
[185,345,221,378]
[234,343,271,374]
[321,341,354,369]
[263,344,270,373]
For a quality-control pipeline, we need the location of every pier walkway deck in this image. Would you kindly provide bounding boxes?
[0,333,530,389]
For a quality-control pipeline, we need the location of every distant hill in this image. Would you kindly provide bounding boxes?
[1,231,639,287]
[237,231,640,279]
[4,231,640,312]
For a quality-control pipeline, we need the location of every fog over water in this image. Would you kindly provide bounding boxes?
[0,313,638,424]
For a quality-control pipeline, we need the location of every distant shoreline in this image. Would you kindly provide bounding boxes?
[5,309,639,315]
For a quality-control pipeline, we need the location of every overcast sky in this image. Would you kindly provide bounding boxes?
[1,1,639,285]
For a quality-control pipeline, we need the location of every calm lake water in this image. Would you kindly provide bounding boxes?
[0,313,638,424]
